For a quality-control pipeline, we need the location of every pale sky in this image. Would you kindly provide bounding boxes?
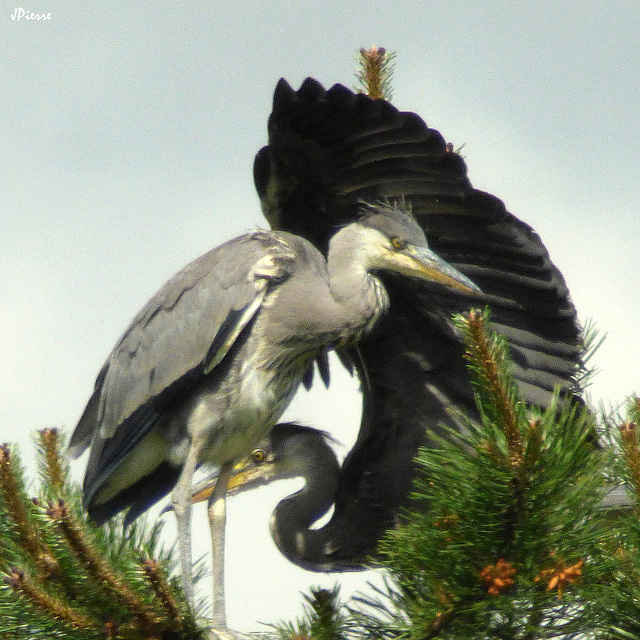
[1,1,639,633]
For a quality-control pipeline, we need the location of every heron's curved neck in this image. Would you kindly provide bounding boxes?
[325,231,389,335]
[269,445,341,571]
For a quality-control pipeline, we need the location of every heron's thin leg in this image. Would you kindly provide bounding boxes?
[171,441,201,609]
[207,460,234,631]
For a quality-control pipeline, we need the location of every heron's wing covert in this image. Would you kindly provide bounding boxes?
[70,231,295,477]
[255,78,584,568]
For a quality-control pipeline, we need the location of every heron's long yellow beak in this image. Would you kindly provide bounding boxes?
[191,457,275,504]
[391,244,481,294]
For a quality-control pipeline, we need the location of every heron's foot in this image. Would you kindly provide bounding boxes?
[206,627,241,640]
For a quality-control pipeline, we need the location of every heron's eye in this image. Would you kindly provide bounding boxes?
[391,236,408,251]
[251,449,266,464]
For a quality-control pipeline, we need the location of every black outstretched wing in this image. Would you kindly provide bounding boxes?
[255,78,583,568]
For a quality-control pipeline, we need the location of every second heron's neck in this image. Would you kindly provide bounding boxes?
[269,438,341,571]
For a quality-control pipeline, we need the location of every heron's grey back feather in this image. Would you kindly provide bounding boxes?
[71,230,300,504]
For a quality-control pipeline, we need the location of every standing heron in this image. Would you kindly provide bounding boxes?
[247,77,586,569]
[68,204,479,631]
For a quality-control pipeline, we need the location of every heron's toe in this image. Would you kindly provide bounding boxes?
[207,627,241,640]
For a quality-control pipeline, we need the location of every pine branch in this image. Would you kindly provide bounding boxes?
[366,309,607,639]
[267,586,352,640]
[0,443,60,578]
[0,428,205,640]
[619,400,640,502]
[355,46,396,100]
[274,312,631,640]
[38,428,68,493]
[46,499,161,633]
[458,308,525,468]
[141,557,184,626]
[5,568,98,632]
[595,398,640,638]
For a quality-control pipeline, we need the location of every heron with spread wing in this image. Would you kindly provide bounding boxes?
[240,78,584,569]
[69,204,479,632]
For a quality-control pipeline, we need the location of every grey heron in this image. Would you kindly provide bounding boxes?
[249,78,586,569]
[68,204,480,631]
[190,422,346,572]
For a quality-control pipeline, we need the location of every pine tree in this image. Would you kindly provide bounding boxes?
[268,311,640,640]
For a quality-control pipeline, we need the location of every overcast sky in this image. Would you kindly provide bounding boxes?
[2,1,639,633]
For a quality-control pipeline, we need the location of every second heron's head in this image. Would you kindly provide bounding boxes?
[189,423,340,504]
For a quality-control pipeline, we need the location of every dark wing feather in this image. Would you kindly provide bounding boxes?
[70,230,296,509]
[256,78,584,568]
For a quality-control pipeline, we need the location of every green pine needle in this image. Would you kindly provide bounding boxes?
[0,429,205,640]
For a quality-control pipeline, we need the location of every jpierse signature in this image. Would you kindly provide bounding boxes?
[11,8,51,21]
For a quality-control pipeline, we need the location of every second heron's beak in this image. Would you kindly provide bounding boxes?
[191,454,276,504]
[389,243,481,295]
